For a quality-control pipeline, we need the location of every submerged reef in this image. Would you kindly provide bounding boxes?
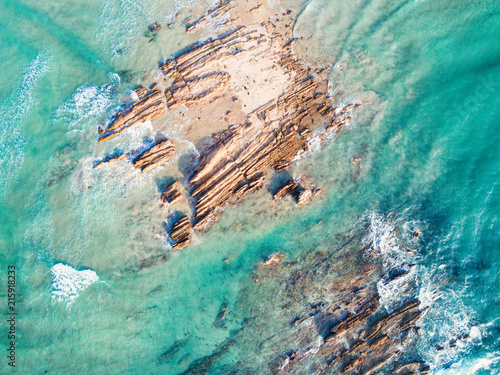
[159,227,430,374]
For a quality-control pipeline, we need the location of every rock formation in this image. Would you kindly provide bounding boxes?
[94,1,357,249]
[273,178,319,205]
[273,179,300,200]
[132,139,176,172]
[161,180,182,205]
[257,231,431,375]
[98,86,165,142]
[93,153,128,169]
[89,1,432,372]
[168,228,430,374]
[212,300,229,328]
[297,188,313,206]
[163,71,232,109]
[267,280,429,374]
[168,215,191,249]
[168,28,352,230]
[262,252,285,267]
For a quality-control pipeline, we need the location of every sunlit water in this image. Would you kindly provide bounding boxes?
[0,0,499,373]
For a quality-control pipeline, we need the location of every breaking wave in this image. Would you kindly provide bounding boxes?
[363,211,428,311]
[362,211,493,372]
[51,263,99,306]
[54,73,119,133]
[0,54,50,198]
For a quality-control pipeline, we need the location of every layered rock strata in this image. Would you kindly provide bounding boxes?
[259,233,430,375]
[94,2,355,248]
[161,180,182,205]
[273,179,301,200]
[273,179,319,205]
[169,229,430,374]
[132,139,176,172]
[89,1,432,371]
[168,215,191,250]
[267,269,429,375]
[98,86,165,142]
[165,29,353,231]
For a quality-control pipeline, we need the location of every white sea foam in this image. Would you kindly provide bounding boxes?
[364,212,416,266]
[467,353,500,374]
[430,345,500,375]
[96,0,210,61]
[363,212,444,313]
[51,263,98,305]
[0,54,50,197]
[417,279,442,308]
[376,265,419,311]
[291,130,325,163]
[55,73,119,132]
[364,212,491,372]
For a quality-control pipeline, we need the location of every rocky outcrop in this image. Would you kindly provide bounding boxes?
[187,69,351,231]
[93,153,128,169]
[98,86,165,142]
[273,178,319,205]
[314,296,428,374]
[168,215,192,249]
[94,0,356,245]
[394,361,431,374]
[212,300,229,328]
[252,233,430,375]
[184,0,235,33]
[179,335,237,375]
[89,1,434,372]
[273,179,300,200]
[262,252,285,267]
[176,23,354,230]
[266,261,429,375]
[161,180,182,204]
[168,227,429,374]
[158,339,189,364]
[132,139,176,172]
[297,188,313,206]
[148,22,161,32]
[164,71,232,109]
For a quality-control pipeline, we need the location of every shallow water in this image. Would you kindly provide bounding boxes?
[1,0,499,373]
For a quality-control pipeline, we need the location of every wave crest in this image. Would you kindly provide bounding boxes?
[51,263,98,305]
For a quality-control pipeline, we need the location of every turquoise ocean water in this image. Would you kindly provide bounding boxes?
[0,0,499,373]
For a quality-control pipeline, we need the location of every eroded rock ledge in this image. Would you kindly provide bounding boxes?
[273,178,320,205]
[94,2,357,248]
[168,215,191,250]
[161,180,182,205]
[98,86,165,142]
[132,139,176,173]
